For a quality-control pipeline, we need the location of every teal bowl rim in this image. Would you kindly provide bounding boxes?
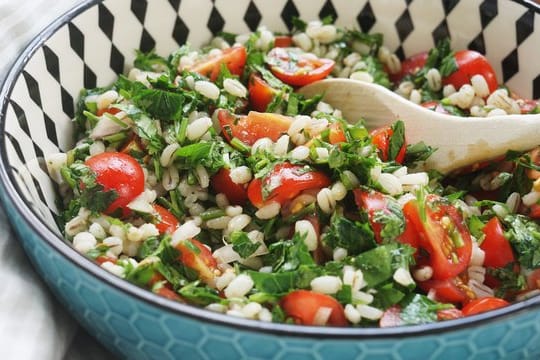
[1,0,540,341]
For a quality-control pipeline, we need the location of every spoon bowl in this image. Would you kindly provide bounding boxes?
[299,79,540,174]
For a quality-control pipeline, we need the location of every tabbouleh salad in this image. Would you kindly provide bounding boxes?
[45,18,540,327]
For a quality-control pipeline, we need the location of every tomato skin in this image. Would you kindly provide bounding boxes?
[418,277,473,305]
[176,239,218,285]
[328,122,347,144]
[187,45,247,81]
[353,189,418,249]
[155,286,183,301]
[480,217,515,268]
[210,168,248,205]
[370,125,406,164]
[217,109,292,146]
[390,51,428,84]
[518,99,539,114]
[379,306,403,327]
[274,35,293,48]
[153,204,180,234]
[461,297,509,316]
[280,290,348,326]
[85,152,145,215]
[526,269,540,290]
[96,106,121,117]
[403,195,473,280]
[95,255,117,265]
[247,162,331,208]
[266,47,335,86]
[442,50,498,94]
[421,101,450,114]
[248,74,278,112]
[437,308,464,321]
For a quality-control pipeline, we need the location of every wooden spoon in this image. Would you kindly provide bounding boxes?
[298,78,540,174]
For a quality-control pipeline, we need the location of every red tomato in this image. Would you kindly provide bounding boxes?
[153,204,180,234]
[353,189,418,249]
[421,101,450,114]
[188,45,247,81]
[274,35,293,48]
[266,47,335,86]
[248,74,278,112]
[280,290,348,326]
[85,152,145,215]
[418,277,473,305]
[442,50,498,94]
[390,51,428,84]
[176,239,218,285]
[328,122,347,144]
[480,217,515,268]
[210,168,248,206]
[526,269,540,290]
[217,109,292,146]
[379,306,403,327]
[529,204,540,219]
[247,162,331,208]
[96,106,121,117]
[403,195,473,280]
[95,255,117,265]
[155,286,183,301]
[437,308,464,321]
[370,125,407,164]
[461,297,509,316]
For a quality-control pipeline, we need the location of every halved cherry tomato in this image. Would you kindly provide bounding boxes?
[421,101,450,114]
[403,194,473,280]
[389,51,428,84]
[217,109,292,146]
[480,217,515,268]
[442,50,498,94]
[280,290,348,326]
[85,152,145,216]
[353,189,418,249]
[266,47,335,87]
[187,45,247,81]
[379,306,403,327]
[437,308,464,321]
[176,239,218,285]
[328,122,347,144]
[461,297,509,316]
[153,204,180,234]
[370,125,407,164]
[210,168,248,205]
[418,277,474,305]
[247,162,331,208]
[274,35,293,48]
[248,74,278,112]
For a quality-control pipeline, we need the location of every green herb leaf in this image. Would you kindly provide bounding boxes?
[231,231,261,259]
[388,121,405,162]
[503,214,540,269]
[322,213,376,255]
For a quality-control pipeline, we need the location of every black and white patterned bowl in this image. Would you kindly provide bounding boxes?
[1,0,540,359]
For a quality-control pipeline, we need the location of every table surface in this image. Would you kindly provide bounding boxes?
[0,1,116,359]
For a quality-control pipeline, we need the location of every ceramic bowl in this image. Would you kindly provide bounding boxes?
[1,0,540,359]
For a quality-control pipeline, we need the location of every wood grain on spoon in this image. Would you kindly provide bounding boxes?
[298,79,540,174]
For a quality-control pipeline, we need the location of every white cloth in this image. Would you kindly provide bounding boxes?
[0,1,114,359]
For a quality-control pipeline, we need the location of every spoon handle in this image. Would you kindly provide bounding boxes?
[299,79,540,174]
